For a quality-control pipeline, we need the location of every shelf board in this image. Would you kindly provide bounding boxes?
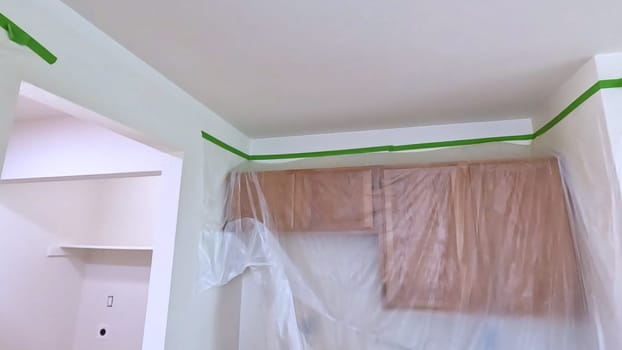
[48,244,153,257]
[1,170,162,184]
[60,244,153,251]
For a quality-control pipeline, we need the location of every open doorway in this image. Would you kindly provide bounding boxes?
[0,83,183,350]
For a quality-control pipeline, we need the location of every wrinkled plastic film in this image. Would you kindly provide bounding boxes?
[199,141,616,349]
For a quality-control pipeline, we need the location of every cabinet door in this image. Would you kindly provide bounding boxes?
[469,159,582,316]
[260,171,295,232]
[228,172,261,224]
[229,171,295,232]
[294,169,374,233]
[381,165,475,310]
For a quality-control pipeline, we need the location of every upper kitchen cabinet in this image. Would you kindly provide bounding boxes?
[468,158,583,316]
[381,164,476,310]
[294,168,375,233]
[228,171,296,232]
[380,158,583,316]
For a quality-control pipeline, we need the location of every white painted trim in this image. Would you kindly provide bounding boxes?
[250,118,533,156]
[48,245,154,257]
[0,170,162,184]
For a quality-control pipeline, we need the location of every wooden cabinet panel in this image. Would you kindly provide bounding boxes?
[468,159,582,316]
[229,172,260,223]
[229,171,295,232]
[230,168,374,233]
[294,169,374,233]
[228,159,582,316]
[381,165,474,310]
[261,171,295,232]
[381,158,583,316]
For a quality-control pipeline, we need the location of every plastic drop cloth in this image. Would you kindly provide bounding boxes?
[198,142,618,350]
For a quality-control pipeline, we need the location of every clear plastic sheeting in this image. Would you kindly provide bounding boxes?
[199,143,612,350]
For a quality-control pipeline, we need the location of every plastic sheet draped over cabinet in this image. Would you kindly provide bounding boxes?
[199,143,612,350]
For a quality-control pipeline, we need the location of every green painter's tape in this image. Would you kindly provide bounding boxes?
[201,131,250,160]
[248,145,392,160]
[533,78,622,137]
[201,77,622,161]
[0,12,57,64]
[389,134,534,152]
[247,134,535,160]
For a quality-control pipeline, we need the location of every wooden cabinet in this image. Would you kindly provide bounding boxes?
[228,158,583,316]
[381,158,583,316]
[468,159,582,316]
[229,168,374,233]
[229,171,295,232]
[294,168,375,233]
[381,164,475,310]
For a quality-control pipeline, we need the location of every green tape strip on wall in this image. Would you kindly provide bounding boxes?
[202,78,622,160]
[0,12,57,64]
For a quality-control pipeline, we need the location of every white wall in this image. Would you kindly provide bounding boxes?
[2,115,172,180]
[73,251,152,350]
[595,54,622,202]
[1,109,183,348]
[0,175,170,350]
[251,118,532,155]
[1,115,171,246]
[0,39,23,173]
[0,112,182,350]
[0,2,249,348]
[0,6,538,350]
[532,57,622,349]
[0,3,620,350]
[0,181,90,350]
[88,176,162,247]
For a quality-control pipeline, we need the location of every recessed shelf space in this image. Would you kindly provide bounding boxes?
[2,84,183,350]
[0,170,162,184]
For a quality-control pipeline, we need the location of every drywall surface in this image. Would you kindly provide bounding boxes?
[0,175,167,349]
[532,57,622,348]
[0,2,248,349]
[601,88,622,199]
[0,5,538,350]
[73,251,152,350]
[0,3,614,350]
[251,118,533,156]
[178,142,245,350]
[594,53,622,80]
[1,111,182,348]
[595,54,622,201]
[142,155,182,350]
[0,40,23,173]
[0,181,90,350]
[87,176,162,247]
[1,100,177,247]
[2,116,172,179]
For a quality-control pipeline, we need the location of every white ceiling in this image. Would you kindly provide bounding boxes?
[61,0,622,138]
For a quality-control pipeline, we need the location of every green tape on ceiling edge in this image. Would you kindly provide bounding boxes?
[247,134,536,160]
[201,131,250,160]
[249,145,393,161]
[533,78,622,137]
[202,77,622,161]
[0,12,57,64]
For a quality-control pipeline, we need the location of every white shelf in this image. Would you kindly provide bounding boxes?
[48,244,153,257]
[1,170,162,184]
